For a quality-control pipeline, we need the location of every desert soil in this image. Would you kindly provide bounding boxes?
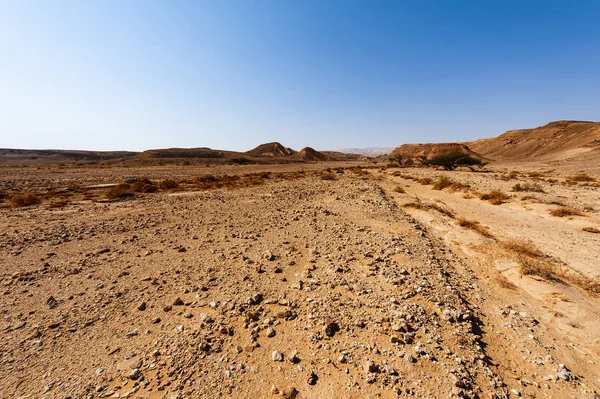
[1,161,599,399]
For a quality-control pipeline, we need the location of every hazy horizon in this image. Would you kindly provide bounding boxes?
[2,1,599,152]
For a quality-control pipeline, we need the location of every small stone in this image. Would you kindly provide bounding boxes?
[324,321,340,337]
[281,387,298,399]
[173,297,184,306]
[129,368,141,380]
[126,329,139,338]
[47,296,58,309]
[365,360,378,373]
[266,327,276,338]
[137,302,147,311]
[289,350,300,364]
[307,370,318,385]
[272,350,284,362]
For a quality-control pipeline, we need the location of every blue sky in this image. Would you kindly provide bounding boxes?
[1,0,599,151]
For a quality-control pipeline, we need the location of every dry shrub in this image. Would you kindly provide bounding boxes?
[567,173,596,182]
[432,176,453,190]
[393,185,406,194]
[130,181,158,193]
[479,190,510,205]
[159,179,180,190]
[456,216,494,238]
[417,177,433,185]
[549,207,583,217]
[462,192,474,199]
[582,226,600,234]
[517,255,556,279]
[320,172,337,181]
[48,200,70,209]
[105,184,134,200]
[8,193,42,208]
[502,238,543,258]
[527,171,544,178]
[496,274,517,290]
[512,182,545,193]
[500,238,600,294]
[403,200,454,218]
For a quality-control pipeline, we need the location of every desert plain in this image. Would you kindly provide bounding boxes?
[1,122,600,399]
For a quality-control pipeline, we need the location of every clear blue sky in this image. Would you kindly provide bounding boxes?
[1,0,599,152]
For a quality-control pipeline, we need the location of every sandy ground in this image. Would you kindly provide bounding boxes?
[1,161,599,399]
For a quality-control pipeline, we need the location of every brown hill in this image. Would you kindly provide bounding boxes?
[389,143,483,163]
[293,147,330,161]
[136,147,227,159]
[0,148,138,164]
[246,142,297,157]
[468,120,600,161]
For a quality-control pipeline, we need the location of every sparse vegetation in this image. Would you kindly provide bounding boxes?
[501,238,600,294]
[424,152,486,171]
[502,238,544,258]
[320,172,337,181]
[549,207,583,217]
[8,193,42,208]
[512,182,545,193]
[582,226,600,234]
[393,185,406,193]
[567,173,596,183]
[432,176,452,190]
[159,179,180,190]
[479,190,510,205]
[105,183,135,200]
[403,199,454,218]
[456,216,494,238]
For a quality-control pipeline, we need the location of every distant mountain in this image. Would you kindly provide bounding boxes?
[467,120,600,161]
[246,142,297,157]
[337,147,395,157]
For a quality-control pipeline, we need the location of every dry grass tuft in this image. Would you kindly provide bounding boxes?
[159,179,180,190]
[8,193,42,208]
[549,207,583,217]
[512,182,545,193]
[502,238,543,258]
[517,255,556,279]
[403,200,454,218]
[47,200,70,209]
[456,216,494,238]
[320,172,337,181]
[582,226,600,234]
[567,173,596,183]
[393,185,406,194]
[496,274,517,290]
[130,180,158,193]
[479,190,510,205]
[105,184,135,200]
[501,237,600,294]
[432,176,453,190]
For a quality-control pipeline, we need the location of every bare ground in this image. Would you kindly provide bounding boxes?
[1,162,599,399]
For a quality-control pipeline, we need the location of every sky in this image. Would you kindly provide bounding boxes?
[1,0,600,152]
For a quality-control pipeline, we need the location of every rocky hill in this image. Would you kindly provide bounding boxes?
[468,120,600,161]
[246,142,297,157]
[388,143,482,163]
[293,147,330,161]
